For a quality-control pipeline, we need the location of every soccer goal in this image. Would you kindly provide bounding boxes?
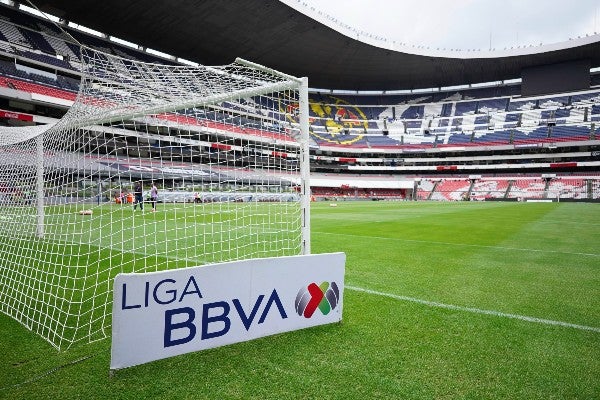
[0,47,310,349]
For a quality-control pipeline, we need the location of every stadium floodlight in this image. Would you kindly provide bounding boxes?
[0,47,311,350]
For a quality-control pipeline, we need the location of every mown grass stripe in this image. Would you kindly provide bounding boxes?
[314,231,600,257]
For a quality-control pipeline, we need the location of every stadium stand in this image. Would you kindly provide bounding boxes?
[591,179,600,199]
[470,179,511,200]
[429,179,471,201]
[507,178,547,199]
[547,178,588,199]
[0,3,598,201]
[415,179,435,200]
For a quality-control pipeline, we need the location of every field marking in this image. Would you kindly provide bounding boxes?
[313,231,600,257]
[537,220,600,227]
[347,285,600,333]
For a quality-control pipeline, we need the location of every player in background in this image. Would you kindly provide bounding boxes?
[150,181,158,212]
[133,181,144,211]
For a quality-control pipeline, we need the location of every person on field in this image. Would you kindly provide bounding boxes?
[133,181,144,211]
[150,181,158,212]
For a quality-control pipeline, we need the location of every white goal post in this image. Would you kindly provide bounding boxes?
[0,47,310,349]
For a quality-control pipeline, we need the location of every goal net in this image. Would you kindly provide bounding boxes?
[0,47,310,349]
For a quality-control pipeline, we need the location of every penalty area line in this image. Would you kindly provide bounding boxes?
[347,285,600,333]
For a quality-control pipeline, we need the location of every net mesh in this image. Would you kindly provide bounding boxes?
[0,48,307,349]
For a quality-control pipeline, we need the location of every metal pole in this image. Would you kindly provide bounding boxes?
[299,77,311,255]
[36,133,44,238]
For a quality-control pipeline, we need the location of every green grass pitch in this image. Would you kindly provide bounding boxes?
[0,201,598,399]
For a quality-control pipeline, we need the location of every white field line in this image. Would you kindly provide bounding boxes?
[347,285,600,333]
[537,220,600,227]
[313,231,600,257]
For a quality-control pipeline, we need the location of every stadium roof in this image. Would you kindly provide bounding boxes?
[37,0,600,91]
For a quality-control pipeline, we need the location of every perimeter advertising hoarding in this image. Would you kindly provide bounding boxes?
[111,253,345,369]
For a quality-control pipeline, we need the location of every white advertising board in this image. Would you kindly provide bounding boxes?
[111,253,345,369]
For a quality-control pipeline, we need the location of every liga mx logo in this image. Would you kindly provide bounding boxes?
[295,282,340,318]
